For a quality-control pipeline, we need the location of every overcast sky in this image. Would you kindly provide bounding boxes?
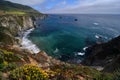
[7,0,120,14]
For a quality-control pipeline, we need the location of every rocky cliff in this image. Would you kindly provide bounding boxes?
[0,0,45,45]
[0,15,45,45]
[0,11,100,80]
[0,13,53,68]
[0,14,67,79]
[82,36,120,72]
[1,0,119,80]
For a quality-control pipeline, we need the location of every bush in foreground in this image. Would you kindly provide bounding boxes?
[0,49,20,72]
[9,65,48,80]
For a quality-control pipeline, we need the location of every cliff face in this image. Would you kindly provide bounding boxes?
[0,14,102,80]
[82,36,120,72]
[0,15,36,45]
[0,14,63,69]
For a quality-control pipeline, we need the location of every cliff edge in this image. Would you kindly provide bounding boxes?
[0,0,119,80]
[82,36,120,72]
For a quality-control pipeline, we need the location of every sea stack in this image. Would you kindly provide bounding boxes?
[74,19,78,21]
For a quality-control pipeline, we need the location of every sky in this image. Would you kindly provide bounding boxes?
[7,0,120,14]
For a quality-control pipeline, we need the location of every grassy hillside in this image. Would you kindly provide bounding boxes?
[0,0,41,15]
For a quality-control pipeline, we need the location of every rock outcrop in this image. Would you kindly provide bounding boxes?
[82,36,120,72]
[1,0,118,80]
[0,13,63,70]
[0,15,37,45]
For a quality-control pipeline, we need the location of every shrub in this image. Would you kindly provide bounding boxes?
[94,73,113,80]
[0,49,20,63]
[113,69,120,80]
[0,49,19,72]
[0,71,2,80]
[9,64,48,80]
[50,64,100,80]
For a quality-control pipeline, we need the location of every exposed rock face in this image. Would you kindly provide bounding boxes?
[0,44,64,70]
[0,14,62,70]
[0,15,36,45]
[35,51,50,68]
[34,51,65,69]
[22,16,35,30]
[35,51,50,63]
[82,36,120,72]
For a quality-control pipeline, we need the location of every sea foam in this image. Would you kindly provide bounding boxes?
[83,47,88,51]
[93,22,99,26]
[21,28,40,54]
[53,48,59,53]
[77,52,85,56]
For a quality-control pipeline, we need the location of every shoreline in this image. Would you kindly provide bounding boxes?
[20,28,40,54]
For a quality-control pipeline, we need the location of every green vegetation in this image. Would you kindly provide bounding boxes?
[9,65,48,80]
[0,0,41,15]
[93,69,120,80]
[0,27,14,45]
[0,48,120,80]
[0,49,20,72]
[4,11,26,15]
[0,0,120,80]
[49,64,120,80]
[94,73,113,80]
[0,71,2,80]
[112,69,120,80]
[49,64,100,80]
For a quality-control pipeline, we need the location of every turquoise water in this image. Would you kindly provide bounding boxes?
[29,14,120,61]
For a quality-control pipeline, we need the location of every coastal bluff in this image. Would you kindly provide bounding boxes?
[0,0,120,80]
[0,7,100,80]
[0,10,59,69]
[82,36,120,72]
[0,15,45,45]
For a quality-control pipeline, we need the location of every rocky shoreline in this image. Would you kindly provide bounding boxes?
[0,14,65,69]
[0,0,107,79]
[82,35,120,72]
[1,14,120,73]
[20,28,40,54]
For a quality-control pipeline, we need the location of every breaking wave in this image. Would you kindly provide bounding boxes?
[21,28,40,54]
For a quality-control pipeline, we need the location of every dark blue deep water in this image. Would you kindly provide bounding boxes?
[29,14,120,61]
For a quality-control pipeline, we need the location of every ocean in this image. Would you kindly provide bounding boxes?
[24,14,120,61]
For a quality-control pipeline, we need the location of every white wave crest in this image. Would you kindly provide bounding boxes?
[53,48,59,53]
[21,28,40,54]
[83,47,88,51]
[95,34,108,40]
[95,35,101,39]
[77,52,85,56]
[93,22,99,26]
